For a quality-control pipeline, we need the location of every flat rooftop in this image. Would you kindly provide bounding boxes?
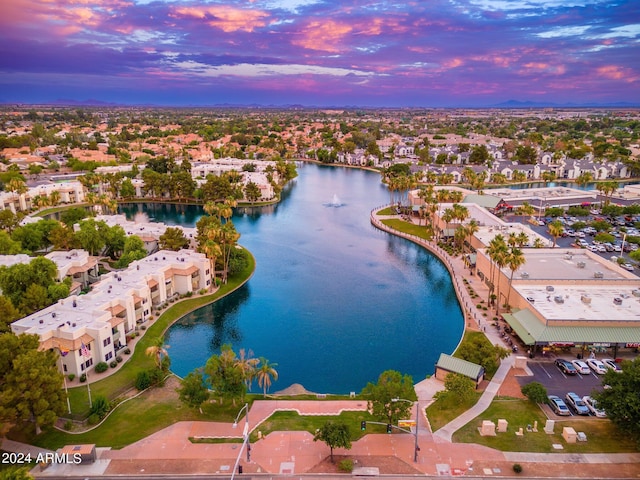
[506,249,631,281]
[515,284,640,323]
[488,186,597,202]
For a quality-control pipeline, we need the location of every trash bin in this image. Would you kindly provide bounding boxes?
[577,353,582,359]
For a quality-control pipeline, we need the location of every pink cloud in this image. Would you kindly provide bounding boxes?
[292,20,352,53]
[596,65,638,83]
[171,5,269,33]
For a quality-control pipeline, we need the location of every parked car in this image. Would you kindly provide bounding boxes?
[571,360,591,375]
[555,358,578,375]
[583,396,607,418]
[621,263,635,272]
[602,358,622,372]
[565,392,590,415]
[587,358,608,374]
[548,395,571,416]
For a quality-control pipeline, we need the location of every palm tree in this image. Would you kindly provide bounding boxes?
[49,190,61,206]
[517,201,535,222]
[575,171,593,188]
[512,170,527,183]
[146,336,170,370]
[548,220,564,248]
[486,234,508,308]
[465,219,479,253]
[505,247,526,311]
[7,178,28,204]
[533,237,545,248]
[237,348,259,391]
[256,357,278,396]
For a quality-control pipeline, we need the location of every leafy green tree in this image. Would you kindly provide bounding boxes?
[521,382,548,404]
[0,333,66,435]
[59,207,88,227]
[469,145,489,164]
[454,335,510,377]
[0,257,58,309]
[0,466,33,480]
[119,178,136,199]
[177,371,210,409]
[244,181,261,204]
[594,358,640,443]
[361,370,416,424]
[0,231,22,254]
[594,232,616,244]
[115,235,147,268]
[19,284,50,315]
[0,210,19,233]
[75,219,106,255]
[159,227,189,251]
[440,373,475,402]
[204,344,245,404]
[313,421,352,463]
[0,296,20,333]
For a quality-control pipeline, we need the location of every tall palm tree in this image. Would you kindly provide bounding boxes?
[256,357,278,397]
[505,247,526,311]
[465,219,479,253]
[146,336,170,370]
[237,348,259,391]
[486,234,508,308]
[548,220,564,248]
[49,190,61,206]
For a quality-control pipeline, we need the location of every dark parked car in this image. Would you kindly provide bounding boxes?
[555,358,578,375]
[565,392,590,415]
[548,395,571,416]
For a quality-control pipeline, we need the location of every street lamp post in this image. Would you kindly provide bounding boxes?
[233,403,250,462]
[391,398,420,463]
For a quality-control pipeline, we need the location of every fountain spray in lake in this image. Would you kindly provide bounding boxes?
[326,193,343,207]
[133,212,151,223]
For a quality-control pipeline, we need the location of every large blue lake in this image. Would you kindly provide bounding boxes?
[121,164,464,394]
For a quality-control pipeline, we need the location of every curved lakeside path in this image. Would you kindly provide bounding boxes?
[369,206,516,435]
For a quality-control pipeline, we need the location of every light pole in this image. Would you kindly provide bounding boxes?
[233,403,250,462]
[391,398,420,463]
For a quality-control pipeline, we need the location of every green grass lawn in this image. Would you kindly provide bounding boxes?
[377,207,397,215]
[452,399,638,453]
[250,410,389,442]
[426,391,482,432]
[65,250,256,418]
[380,219,432,240]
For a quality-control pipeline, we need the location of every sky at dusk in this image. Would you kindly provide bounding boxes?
[1,0,639,107]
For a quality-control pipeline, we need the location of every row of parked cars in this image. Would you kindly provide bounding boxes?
[555,358,622,376]
[548,393,607,417]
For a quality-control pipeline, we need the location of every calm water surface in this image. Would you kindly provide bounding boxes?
[121,164,463,393]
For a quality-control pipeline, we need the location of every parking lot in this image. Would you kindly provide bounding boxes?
[519,359,607,398]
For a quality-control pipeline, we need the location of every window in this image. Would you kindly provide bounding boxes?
[85,359,93,368]
[105,352,113,361]
[80,363,85,371]
[103,338,111,347]
[63,364,67,372]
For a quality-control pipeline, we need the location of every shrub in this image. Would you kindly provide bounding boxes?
[513,463,523,474]
[79,373,87,383]
[140,325,146,330]
[90,395,110,419]
[521,382,548,404]
[338,459,354,472]
[67,373,75,381]
[135,370,152,390]
[64,420,73,431]
[186,291,193,297]
[87,413,100,425]
[110,361,118,368]
[116,356,123,363]
[124,348,131,354]
[94,362,109,373]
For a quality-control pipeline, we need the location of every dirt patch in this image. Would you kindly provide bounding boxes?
[497,367,527,399]
[307,455,421,475]
[273,383,316,395]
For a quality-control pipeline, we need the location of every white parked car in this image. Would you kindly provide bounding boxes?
[571,360,591,375]
[602,358,622,372]
[583,396,607,418]
[587,358,608,374]
[587,245,599,252]
[621,263,634,271]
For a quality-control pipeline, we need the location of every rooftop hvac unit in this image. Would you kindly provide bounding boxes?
[521,272,529,279]
[632,289,640,297]
[577,262,586,268]
[594,271,604,278]
[581,295,591,304]
[554,295,564,304]
[546,286,555,292]
[613,297,623,305]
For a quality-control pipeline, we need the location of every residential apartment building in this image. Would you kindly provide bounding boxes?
[11,249,211,377]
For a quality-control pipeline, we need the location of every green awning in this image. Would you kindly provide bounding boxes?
[502,313,536,346]
[503,309,640,345]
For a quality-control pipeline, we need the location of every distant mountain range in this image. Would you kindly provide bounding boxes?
[2,99,639,109]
